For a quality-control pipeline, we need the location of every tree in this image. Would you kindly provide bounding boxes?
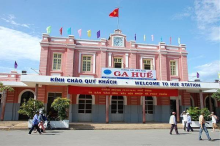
[0,82,14,121]
[51,97,70,121]
[212,89,220,101]
[18,98,44,119]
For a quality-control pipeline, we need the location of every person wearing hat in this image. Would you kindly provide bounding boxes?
[169,112,179,135]
[186,113,193,132]
[38,110,45,133]
[28,111,42,135]
[181,111,187,131]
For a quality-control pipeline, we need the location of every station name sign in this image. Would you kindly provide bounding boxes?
[68,86,178,97]
[101,68,156,80]
[50,77,201,88]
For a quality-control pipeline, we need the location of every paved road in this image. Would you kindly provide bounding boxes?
[0,129,219,146]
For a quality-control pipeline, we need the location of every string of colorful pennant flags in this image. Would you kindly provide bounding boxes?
[45,8,182,45]
[46,25,182,45]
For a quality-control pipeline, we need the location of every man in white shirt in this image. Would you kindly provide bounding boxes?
[181,111,187,131]
[169,112,179,135]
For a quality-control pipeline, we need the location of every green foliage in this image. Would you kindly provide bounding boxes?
[212,89,220,101]
[201,108,211,121]
[51,97,70,121]
[187,107,211,121]
[0,82,14,92]
[18,98,44,119]
[187,107,200,121]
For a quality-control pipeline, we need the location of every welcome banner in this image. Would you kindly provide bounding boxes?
[68,86,178,97]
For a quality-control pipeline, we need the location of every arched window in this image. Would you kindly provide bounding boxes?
[205,97,216,113]
[19,91,34,120]
[20,91,34,106]
[145,96,153,114]
[190,97,194,107]
[78,95,92,113]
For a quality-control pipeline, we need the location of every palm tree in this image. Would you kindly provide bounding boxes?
[0,82,14,121]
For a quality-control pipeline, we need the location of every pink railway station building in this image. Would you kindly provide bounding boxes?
[0,29,219,123]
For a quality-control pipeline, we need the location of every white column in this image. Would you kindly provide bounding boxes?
[108,53,112,67]
[78,52,81,73]
[93,53,96,74]
[125,53,129,68]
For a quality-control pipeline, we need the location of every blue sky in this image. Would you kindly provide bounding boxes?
[0,0,219,82]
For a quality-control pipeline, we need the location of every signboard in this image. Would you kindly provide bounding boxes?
[101,68,156,80]
[68,86,178,97]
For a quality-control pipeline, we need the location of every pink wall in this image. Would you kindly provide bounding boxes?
[39,30,188,81]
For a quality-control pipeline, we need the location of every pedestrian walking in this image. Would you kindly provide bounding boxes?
[199,112,213,141]
[209,112,218,132]
[181,111,187,131]
[28,111,42,135]
[186,113,193,132]
[38,111,45,133]
[169,112,179,135]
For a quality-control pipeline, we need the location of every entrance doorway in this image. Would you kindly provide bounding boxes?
[111,96,124,122]
[170,100,176,113]
[47,93,62,120]
[145,96,154,121]
[205,97,216,113]
[19,91,34,120]
[170,99,180,115]
[78,94,92,122]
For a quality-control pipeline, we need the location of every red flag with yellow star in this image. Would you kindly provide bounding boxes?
[109,8,119,17]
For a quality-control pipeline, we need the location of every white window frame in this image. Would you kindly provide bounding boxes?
[113,57,123,68]
[52,53,62,70]
[78,52,96,74]
[170,60,178,76]
[112,36,124,47]
[142,59,152,70]
[140,56,155,70]
[82,55,92,72]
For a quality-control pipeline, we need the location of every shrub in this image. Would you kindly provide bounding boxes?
[187,107,200,121]
[212,89,220,101]
[51,97,70,121]
[201,108,211,121]
[18,98,44,119]
[187,107,211,121]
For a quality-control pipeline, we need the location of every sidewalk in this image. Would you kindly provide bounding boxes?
[1,121,219,130]
[0,121,184,130]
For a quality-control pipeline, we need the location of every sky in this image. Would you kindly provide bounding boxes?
[0,0,219,82]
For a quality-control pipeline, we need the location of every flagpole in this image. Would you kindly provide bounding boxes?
[118,15,119,29]
[117,7,120,29]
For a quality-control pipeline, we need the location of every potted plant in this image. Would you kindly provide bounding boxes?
[18,98,44,128]
[50,97,70,128]
[185,107,212,127]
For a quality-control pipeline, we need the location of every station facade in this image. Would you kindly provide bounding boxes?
[0,29,219,123]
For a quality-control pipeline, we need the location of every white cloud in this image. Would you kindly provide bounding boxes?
[194,0,220,42]
[1,14,30,28]
[172,6,193,20]
[188,55,204,61]
[172,0,220,42]
[0,26,41,61]
[189,60,220,82]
